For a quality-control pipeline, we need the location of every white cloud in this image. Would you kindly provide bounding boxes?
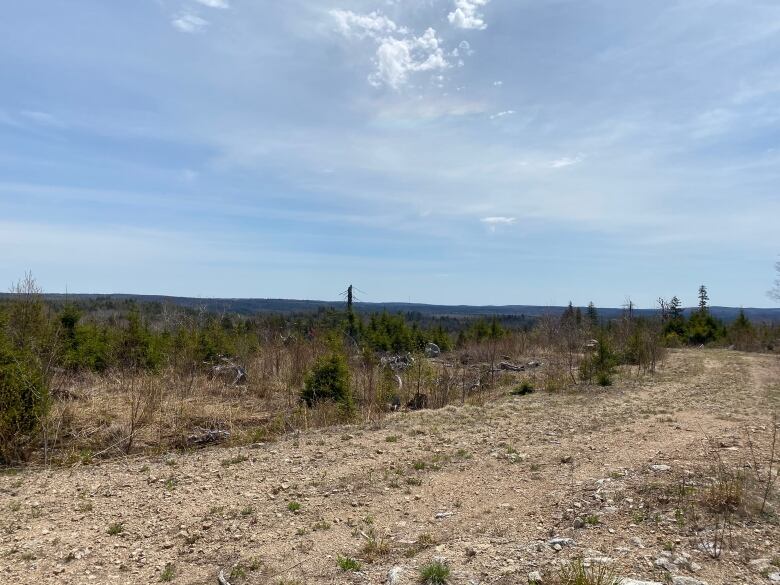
[448,0,489,30]
[194,0,229,7]
[549,155,583,168]
[490,110,515,120]
[452,40,474,57]
[172,13,209,33]
[493,80,503,86]
[331,10,401,40]
[370,29,449,88]
[331,10,450,89]
[481,216,516,232]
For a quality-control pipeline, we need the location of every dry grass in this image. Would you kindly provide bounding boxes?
[37,338,568,464]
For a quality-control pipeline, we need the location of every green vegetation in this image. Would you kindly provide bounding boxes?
[337,556,362,572]
[419,560,450,584]
[510,381,534,396]
[301,353,352,410]
[160,563,175,582]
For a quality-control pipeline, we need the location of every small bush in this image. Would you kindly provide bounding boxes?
[556,558,620,585]
[287,501,301,513]
[0,338,49,464]
[580,335,617,386]
[510,381,534,396]
[337,556,362,572]
[419,560,450,584]
[160,563,175,582]
[107,522,124,535]
[301,353,352,410]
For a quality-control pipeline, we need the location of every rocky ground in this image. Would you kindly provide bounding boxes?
[1,348,778,585]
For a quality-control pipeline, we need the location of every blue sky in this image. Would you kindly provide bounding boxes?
[1,0,778,307]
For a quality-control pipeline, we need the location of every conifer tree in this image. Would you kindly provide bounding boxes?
[698,285,709,311]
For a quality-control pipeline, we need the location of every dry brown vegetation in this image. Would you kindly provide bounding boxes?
[39,330,599,465]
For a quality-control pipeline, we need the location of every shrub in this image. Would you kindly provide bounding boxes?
[510,381,534,396]
[0,336,49,464]
[337,556,362,572]
[301,353,352,410]
[556,557,620,585]
[579,335,617,386]
[419,560,450,584]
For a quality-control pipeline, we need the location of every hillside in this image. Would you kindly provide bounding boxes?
[2,349,778,585]
[5,293,780,323]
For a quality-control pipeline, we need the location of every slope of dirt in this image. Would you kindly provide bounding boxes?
[1,349,778,585]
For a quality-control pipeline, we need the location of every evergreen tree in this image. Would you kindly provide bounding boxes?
[698,285,709,311]
[586,302,599,329]
[669,296,683,319]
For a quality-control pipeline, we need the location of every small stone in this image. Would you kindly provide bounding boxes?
[749,559,772,573]
[671,577,708,585]
[573,517,585,529]
[768,573,780,584]
[528,570,542,583]
[650,464,671,472]
[387,566,403,585]
[654,557,676,572]
[630,537,644,548]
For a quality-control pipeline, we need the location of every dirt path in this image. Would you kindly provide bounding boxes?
[1,349,778,585]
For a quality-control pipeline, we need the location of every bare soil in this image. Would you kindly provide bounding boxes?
[1,349,778,585]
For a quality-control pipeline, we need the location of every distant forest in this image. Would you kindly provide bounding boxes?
[3,292,779,323]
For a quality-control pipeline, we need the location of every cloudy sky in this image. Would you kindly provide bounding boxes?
[1,0,778,307]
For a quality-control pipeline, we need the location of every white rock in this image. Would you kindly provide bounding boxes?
[548,537,575,547]
[650,464,671,472]
[672,577,708,585]
[621,579,663,585]
[387,566,403,585]
[528,570,542,583]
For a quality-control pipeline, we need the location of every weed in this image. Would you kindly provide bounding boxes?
[221,454,249,468]
[385,435,399,443]
[287,501,301,513]
[361,528,390,560]
[160,563,175,582]
[107,522,124,536]
[584,514,600,526]
[510,381,534,396]
[337,556,362,572]
[419,560,450,584]
[556,557,620,585]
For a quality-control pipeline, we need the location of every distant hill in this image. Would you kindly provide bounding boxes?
[4,293,779,323]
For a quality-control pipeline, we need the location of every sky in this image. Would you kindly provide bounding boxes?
[1,0,779,308]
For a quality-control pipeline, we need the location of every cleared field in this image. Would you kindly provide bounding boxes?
[1,349,778,585]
